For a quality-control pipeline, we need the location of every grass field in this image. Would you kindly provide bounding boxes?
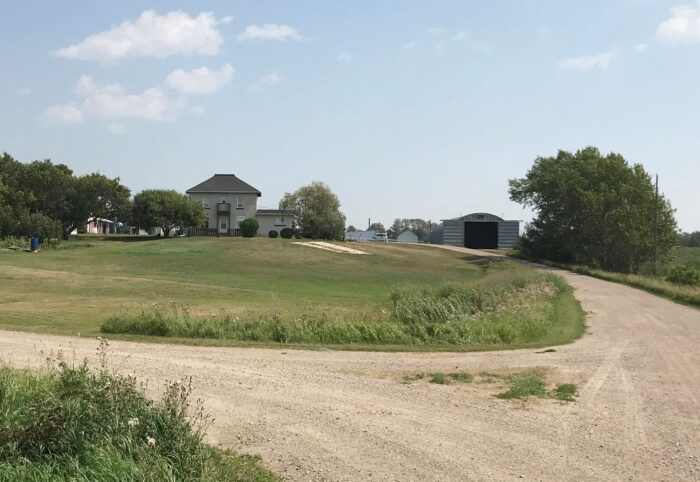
[0,237,584,350]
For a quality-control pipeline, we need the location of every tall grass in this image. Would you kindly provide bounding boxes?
[0,354,277,481]
[515,255,700,309]
[102,262,582,347]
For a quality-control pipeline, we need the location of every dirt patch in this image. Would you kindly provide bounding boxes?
[293,241,369,255]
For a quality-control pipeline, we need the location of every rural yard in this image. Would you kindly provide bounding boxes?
[1,244,699,481]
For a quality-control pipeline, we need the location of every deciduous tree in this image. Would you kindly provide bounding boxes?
[280,182,346,239]
[509,147,677,273]
[131,190,205,237]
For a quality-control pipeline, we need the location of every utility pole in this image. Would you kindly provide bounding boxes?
[654,174,659,277]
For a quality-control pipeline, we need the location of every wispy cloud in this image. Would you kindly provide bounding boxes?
[237,24,302,41]
[335,52,356,64]
[55,10,226,62]
[16,88,31,96]
[166,64,234,95]
[558,49,619,72]
[401,42,416,49]
[247,72,282,93]
[44,75,186,123]
[656,1,700,45]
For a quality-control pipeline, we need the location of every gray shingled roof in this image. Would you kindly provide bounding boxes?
[186,174,261,196]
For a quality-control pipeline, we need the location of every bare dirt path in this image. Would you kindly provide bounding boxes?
[2,247,700,481]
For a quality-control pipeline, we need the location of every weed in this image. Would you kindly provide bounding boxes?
[551,383,578,402]
[0,346,278,481]
[429,373,449,384]
[448,372,473,383]
[496,371,548,400]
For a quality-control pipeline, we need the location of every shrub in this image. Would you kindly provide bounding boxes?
[268,230,279,238]
[17,212,62,240]
[0,360,277,481]
[239,218,259,238]
[666,265,700,286]
[280,227,294,239]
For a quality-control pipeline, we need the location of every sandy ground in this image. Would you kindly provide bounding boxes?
[1,247,700,481]
[293,241,369,254]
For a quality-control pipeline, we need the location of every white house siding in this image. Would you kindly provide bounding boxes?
[256,214,293,236]
[189,192,259,229]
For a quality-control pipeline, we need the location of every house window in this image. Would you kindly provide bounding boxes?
[220,196,226,204]
[275,217,286,226]
[236,216,246,228]
[236,198,244,209]
[220,222,227,230]
[203,197,210,209]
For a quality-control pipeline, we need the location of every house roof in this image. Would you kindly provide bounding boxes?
[186,174,261,197]
[256,209,293,215]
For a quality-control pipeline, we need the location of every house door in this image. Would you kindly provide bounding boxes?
[218,217,228,234]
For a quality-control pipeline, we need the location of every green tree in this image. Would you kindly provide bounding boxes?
[279,182,346,239]
[387,218,433,241]
[131,190,205,237]
[678,231,700,248]
[509,147,677,273]
[75,173,132,234]
[368,222,385,233]
[346,225,357,232]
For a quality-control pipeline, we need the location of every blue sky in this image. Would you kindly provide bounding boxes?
[1,1,699,231]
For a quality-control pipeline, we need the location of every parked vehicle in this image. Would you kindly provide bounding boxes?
[373,232,388,242]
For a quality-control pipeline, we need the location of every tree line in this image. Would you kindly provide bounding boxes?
[1,153,349,241]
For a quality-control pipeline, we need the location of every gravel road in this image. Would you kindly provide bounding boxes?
[1,247,699,481]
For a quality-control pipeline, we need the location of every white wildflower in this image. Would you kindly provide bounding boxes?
[128,417,139,428]
[146,436,156,448]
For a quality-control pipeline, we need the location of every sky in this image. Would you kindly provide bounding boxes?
[1,1,699,231]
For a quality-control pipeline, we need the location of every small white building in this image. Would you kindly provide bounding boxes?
[344,230,376,242]
[397,230,419,243]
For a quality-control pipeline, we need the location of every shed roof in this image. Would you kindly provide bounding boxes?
[256,209,293,215]
[186,174,261,196]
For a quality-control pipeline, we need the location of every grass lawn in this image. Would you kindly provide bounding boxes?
[0,237,584,350]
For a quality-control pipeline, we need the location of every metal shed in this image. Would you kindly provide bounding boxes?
[441,213,520,249]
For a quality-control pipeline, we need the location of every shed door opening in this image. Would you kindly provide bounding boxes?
[464,222,498,249]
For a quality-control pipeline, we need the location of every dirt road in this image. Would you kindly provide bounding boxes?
[2,247,699,481]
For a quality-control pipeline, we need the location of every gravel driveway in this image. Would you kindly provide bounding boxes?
[1,247,699,481]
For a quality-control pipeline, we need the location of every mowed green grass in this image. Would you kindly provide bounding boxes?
[0,238,482,335]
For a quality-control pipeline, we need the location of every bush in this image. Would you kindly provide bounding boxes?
[0,358,277,481]
[268,230,279,238]
[666,265,700,286]
[280,227,294,239]
[239,218,259,238]
[17,212,62,240]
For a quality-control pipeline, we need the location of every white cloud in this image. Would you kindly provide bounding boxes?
[401,42,416,49]
[635,42,649,52]
[44,104,83,123]
[247,72,282,93]
[16,88,32,96]
[108,123,126,135]
[55,10,225,61]
[452,31,468,41]
[656,2,700,45]
[45,75,185,123]
[237,24,302,41]
[558,49,618,72]
[166,63,234,94]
